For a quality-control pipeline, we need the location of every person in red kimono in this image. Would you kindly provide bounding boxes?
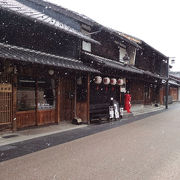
[124,91,131,113]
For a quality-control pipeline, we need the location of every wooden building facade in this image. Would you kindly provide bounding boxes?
[0,0,169,131]
[0,0,99,131]
[80,27,168,120]
[169,74,180,102]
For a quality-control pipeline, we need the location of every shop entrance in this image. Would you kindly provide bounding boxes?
[0,74,13,129]
[144,84,153,104]
[60,77,74,121]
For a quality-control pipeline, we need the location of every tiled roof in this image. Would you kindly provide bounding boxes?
[83,52,144,74]
[26,0,141,48]
[0,0,100,44]
[83,52,167,79]
[0,43,100,73]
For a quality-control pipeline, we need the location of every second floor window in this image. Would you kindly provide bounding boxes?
[81,25,92,52]
[82,41,91,52]
[119,45,127,63]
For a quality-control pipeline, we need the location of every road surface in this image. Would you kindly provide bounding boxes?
[1,105,180,180]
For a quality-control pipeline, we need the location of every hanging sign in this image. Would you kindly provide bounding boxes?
[120,87,126,93]
[0,84,12,93]
[120,108,124,117]
[114,103,120,119]
[109,106,114,119]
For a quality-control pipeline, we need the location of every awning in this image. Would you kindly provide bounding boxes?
[0,0,100,44]
[143,71,167,80]
[83,52,169,79]
[83,52,144,74]
[0,43,100,73]
[169,80,180,87]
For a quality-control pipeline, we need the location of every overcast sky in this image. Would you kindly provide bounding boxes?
[48,0,180,71]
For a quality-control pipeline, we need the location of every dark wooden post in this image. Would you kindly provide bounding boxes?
[74,76,77,118]
[55,78,61,123]
[12,74,17,131]
[87,74,90,124]
[165,57,169,109]
[35,78,38,125]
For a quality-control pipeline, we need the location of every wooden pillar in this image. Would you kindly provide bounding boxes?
[165,57,169,109]
[12,74,17,131]
[87,74,90,124]
[35,78,38,126]
[55,78,61,123]
[74,76,77,118]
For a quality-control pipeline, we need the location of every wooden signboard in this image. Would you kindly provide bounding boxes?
[0,84,12,93]
[120,87,126,93]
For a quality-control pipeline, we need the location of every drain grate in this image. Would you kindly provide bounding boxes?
[2,134,19,139]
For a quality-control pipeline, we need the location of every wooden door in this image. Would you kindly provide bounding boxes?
[170,87,178,101]
[144,84,152,104]
[60,77,74,121]
[0,74,13,128]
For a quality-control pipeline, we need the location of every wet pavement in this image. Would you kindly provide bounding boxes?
[0,103,180,180]
[0,122,88,146]
[0,103,165,147]
[0,107,168,163]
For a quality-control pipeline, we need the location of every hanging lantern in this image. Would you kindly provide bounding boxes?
[94,76,102,84]
[94,76,102,91]
[110,78,117,85]
[110,78,117,91]
[103,77,110,85]
[117,78,124,86]
[103,77,110,92]
[48,69,54,76]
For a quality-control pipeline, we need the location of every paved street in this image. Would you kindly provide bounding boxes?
[1,104,180,180]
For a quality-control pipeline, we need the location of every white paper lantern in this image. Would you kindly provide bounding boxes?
[110,78,117,85]
[103,77,110,85]
[48,69,54,75]
[117,78,124,86]
[94,76,102,84]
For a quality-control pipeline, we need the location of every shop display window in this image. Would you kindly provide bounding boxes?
[37,78,56,110]
[17,78,36,111]
[17,77,56,111]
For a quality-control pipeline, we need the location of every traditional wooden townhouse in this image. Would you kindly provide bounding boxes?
[80,29,169,121]
[169,72,180,102]
[0,0,169,131]
[0,0,100,131]
[118,33,169,106]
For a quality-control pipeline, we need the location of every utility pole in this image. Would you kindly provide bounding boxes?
[165,57,169,109]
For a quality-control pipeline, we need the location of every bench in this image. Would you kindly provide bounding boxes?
[90,103,110,122]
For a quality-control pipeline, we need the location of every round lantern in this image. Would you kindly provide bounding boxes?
[48,69,54,76]
[103,77,110,85]
[94,76,102,84]
[117,78,124,86]
[110,78,117,85]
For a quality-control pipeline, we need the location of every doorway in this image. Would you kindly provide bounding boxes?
[60,77,75,121]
